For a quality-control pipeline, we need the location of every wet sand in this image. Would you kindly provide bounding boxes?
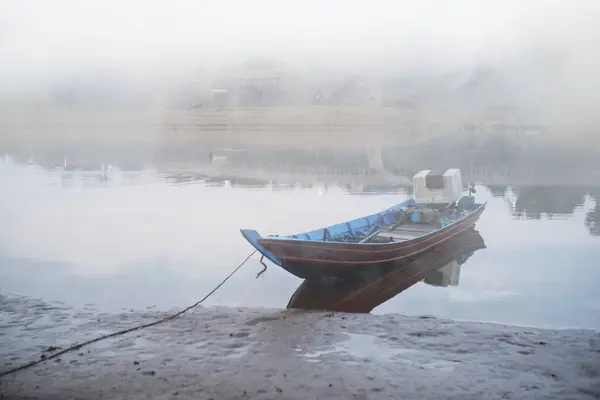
[1,295,599,399]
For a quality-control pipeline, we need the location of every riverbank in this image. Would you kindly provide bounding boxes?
[0,106,433,151]
[1,106,598,152]
[1,294,598,399]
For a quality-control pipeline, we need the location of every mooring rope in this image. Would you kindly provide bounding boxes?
[0,249,258,378]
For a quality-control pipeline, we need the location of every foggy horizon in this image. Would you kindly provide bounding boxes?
[1,0,600,134]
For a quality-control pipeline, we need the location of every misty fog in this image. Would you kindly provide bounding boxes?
[2,4,600,397]
[1,0,599,137]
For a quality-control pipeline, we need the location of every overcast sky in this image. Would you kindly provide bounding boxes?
[1,0,599,124]
[1,0,598,75]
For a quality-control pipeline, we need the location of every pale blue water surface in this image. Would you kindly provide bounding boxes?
[1,141,599,330]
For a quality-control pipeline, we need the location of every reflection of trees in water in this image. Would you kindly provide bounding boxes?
[212,148,371,174]
[511,186,600,236]
[382,134,523,175]
[383,134,600,182]
[586,190,600,236]
[587,206,600,236]
[512,186,587,219]
[487,185,508,197]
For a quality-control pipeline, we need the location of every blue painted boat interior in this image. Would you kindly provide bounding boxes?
[285,198,417,242]
[282,197,481,241]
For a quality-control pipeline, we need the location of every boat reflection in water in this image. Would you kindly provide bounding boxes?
[286,228,486,313]
[422,248,477,287]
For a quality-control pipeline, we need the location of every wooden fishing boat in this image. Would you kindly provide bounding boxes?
[241,169,486,280]
[286,227,486,312]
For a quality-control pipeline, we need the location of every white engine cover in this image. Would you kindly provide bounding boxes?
[412,169,463,204]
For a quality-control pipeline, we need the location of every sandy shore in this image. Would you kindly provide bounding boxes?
[1,294,599,399]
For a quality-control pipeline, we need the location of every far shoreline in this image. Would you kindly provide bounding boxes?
[0,105,597,150]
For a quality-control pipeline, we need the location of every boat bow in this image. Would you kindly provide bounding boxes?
[240,229,283,266]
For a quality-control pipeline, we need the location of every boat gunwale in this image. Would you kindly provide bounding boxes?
[271,217,485,265]
[263,198,415,242]
[259,202,487,256]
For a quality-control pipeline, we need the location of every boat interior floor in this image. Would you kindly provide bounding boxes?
[374,223,439,242]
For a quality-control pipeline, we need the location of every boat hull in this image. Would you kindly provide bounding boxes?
[241,201,486,280]
[287,227,487,311]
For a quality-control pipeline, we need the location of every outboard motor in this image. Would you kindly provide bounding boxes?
[412,169,463,206]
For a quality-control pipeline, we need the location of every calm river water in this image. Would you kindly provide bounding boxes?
[1,140,599,330]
